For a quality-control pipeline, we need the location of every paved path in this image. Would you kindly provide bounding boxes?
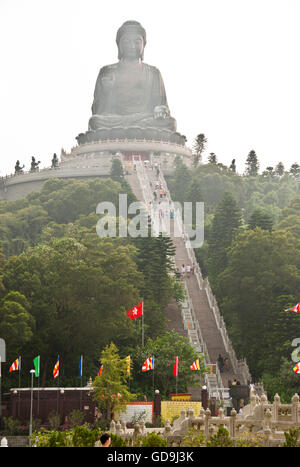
[125,162,244,394]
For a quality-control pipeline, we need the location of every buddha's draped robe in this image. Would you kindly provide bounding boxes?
[88,61,177,131]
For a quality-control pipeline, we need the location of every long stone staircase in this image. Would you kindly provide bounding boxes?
[123,157,251,403]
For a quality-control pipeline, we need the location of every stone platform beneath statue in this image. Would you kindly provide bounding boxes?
[70,138,192,163]
[76,127,187,147]
[0,138,192,201]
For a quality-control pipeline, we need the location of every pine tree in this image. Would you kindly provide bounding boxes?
[208,153,217,164]
[208,192,242,279]
[171,163,192,203]
[245,150,259,176]
[229,159,236,172]
[263,166,275,177]
[248,208,273,232]
[192,133,207,167]
[110,158,124,183]
[289,163,300,178]
[275,161,285,177]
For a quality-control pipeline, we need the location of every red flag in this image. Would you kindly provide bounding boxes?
[98,364,104,376]
[127,301,143,320]
[285,303,300,313]
[173,356,178,377]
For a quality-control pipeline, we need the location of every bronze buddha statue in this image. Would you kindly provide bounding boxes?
[76,20,185,145]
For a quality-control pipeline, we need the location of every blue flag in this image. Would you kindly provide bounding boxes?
[78,355,83,378]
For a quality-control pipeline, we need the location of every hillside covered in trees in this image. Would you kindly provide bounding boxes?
[0,174,200,399]
[166,151,300,401]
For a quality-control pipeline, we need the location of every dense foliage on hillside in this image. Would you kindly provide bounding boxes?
[167,156,300,400]
[0,176,198,398]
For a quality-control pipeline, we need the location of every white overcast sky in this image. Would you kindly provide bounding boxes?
[0,0,299,176]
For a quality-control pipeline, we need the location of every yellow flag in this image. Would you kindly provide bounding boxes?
[125,355,131,376]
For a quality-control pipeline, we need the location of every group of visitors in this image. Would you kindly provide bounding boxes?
[151,180,167,201]
[181,263,196,280]
[144,160,160,177]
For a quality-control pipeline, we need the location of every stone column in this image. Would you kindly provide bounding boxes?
[272,393,280,423]
[292,393,299,424]
[204,408,211,438]
[263,408,272,431]
[229,408,237,438]
[116,421,122,436]
[201,388,208,410]
[154,389,161,422]
[110,420,116,434]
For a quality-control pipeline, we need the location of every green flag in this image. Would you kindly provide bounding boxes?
[33,356,40,378]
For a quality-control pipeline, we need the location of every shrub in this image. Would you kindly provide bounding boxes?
[69,410,85,428]
[48,411,61,430]
[235,431,265,447]
[72,426,100,447]
[283,427,300,447]
[48,431,70,447]
[110,433,127,447]
[141,432,167,447]
[2,417,21,435]
[182,427,206,447]
[94,419,110,431]
[206,426,234,447]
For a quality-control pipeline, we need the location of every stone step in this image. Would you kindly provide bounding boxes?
[125,164,246,395]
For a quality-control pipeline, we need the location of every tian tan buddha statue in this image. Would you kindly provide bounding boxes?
[76,20,186,145]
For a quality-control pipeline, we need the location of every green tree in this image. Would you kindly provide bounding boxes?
[262,166,275,178]
[207,192,242,280]
[245,150,259,176]
[289,163,300,178]
[0,291,34,354]
[170,162,192,203]
[262,357,300,403]
[248,208,273,231]
[216,229,300,380]
[110,158,124,183]
[131,330,205,398]
[92,343,136,421]
[229,159,236,172]
[192,133,207,167]
[275,162,285,177]
[2,237,142,386]
[208,153,217,164]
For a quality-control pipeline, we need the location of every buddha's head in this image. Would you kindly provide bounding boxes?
[116,20,146,61]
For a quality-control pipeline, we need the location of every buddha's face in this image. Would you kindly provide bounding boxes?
[119,32,144,60]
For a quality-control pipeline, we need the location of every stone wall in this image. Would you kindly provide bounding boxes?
[109,391,300,447]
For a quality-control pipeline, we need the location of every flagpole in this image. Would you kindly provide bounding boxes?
[18,356,21,418]
[37,373,40,415]
[57,355,60,414]
[152,356,155,396]
[80,355,83,411]
[128,357,131,393]
[142,300,144,347]
[0,356,2,424]
[176,356,178,395]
